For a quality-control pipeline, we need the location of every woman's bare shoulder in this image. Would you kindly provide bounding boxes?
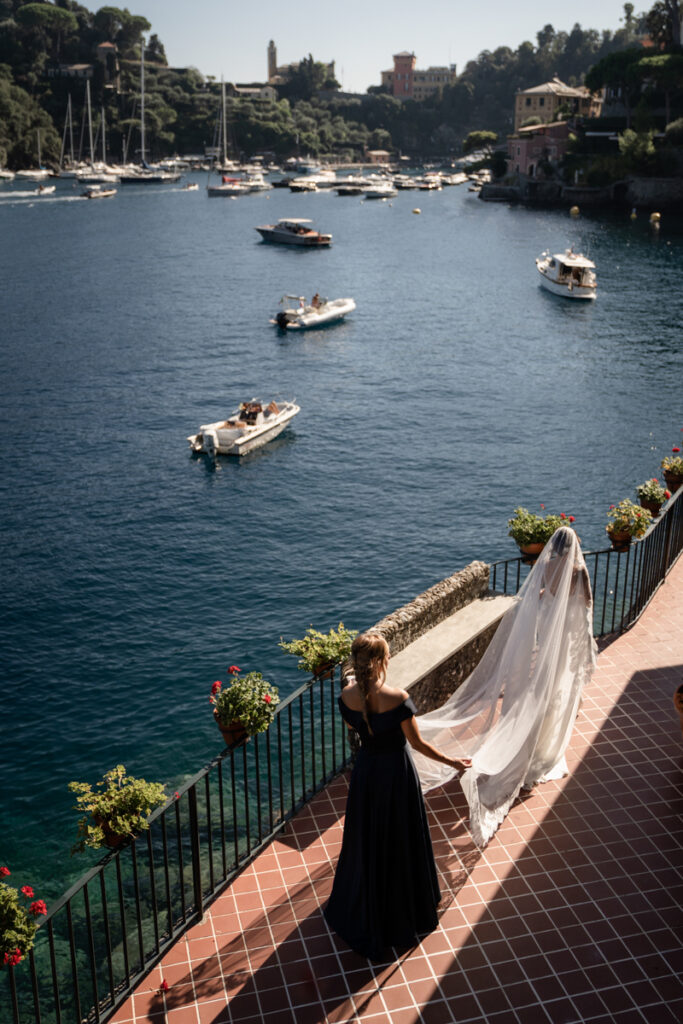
[377,686,410,710]
[340,682,363,711]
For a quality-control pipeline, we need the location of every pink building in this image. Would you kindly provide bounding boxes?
[507,121,570,177]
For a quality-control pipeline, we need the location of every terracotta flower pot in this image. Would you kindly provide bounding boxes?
[312,659,336,679]
[639,498,662,516]
[663,470,683,493]
[95,818,129,850]
[674,684,683,739]
[518,542,545,563]
[214,713,248,748]
[607,528,632,552]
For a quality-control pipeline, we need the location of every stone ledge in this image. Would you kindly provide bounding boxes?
[386,593,516,697]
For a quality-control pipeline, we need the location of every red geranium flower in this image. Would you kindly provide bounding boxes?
[540,503,545,509]
[652,478,658,483]
[174,791,180,800]
[264,694,272,704]
[20,885,34,899]
[0,866,10,877]
[4,948,22,967]
[609,505,615,510]
[160,979,169,992]
[560,513,566,519]
[228,665,240,674]
[673,447,681,453]
[211,680,222,695]
[569,516,575,522]
[665,490,671,499]
[29,899,47,917]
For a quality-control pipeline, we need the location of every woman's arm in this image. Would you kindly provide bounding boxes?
[401,716,471,770]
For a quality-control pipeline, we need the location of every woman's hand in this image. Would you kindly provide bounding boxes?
[450,756,472,770]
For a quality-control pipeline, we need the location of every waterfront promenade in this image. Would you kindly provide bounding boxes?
[112,557,683,1024]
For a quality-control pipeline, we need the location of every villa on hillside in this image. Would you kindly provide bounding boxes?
[380,51,457,100]
[514,75,601,131]
[506,120,571,177]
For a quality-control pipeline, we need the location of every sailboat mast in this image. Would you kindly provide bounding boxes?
[222,78,227,167]
[59,97,69,169]
[86,79,94,167]
[140,35,145,164]
[101,106,106,164]
[37,128,41,169]
[68,95,74,167]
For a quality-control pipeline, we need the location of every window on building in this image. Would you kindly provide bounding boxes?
[525,97,531,106]
[539,97,545,106]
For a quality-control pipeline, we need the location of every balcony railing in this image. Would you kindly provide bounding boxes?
[2,487,681,1023]
[490,486,683,638]
[2,671,351,1024]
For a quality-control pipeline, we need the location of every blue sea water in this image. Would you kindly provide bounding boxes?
[0,177,681,899]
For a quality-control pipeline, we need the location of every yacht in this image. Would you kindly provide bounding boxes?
[364,182,397,199]
[188,399,300,457]
[272,295,356,330]
[207,176,252,197]
[255,218,332,246]
[536,248,597,300]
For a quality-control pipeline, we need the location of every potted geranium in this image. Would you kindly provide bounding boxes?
[606,499,653,551]
[1,867,47,968]
[210,666,279,747]
[279,623,358,678]
[68,765,167,854]
[635,478,670,516]
[661,450,683,493]
[507,507,571,560]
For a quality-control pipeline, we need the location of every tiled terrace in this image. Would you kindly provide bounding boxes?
[112,558,683,1024]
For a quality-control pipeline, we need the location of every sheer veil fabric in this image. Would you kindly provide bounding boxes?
[412,528,597,848]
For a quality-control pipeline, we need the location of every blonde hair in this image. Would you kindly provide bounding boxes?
[351,633,389,734]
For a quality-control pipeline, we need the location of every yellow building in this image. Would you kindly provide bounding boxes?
[514,76,601,131]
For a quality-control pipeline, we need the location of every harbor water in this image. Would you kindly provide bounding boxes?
[0,176,681,898]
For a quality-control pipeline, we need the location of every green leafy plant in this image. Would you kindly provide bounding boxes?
[210,667,279,735]
[635,478,670,503]
[661,452,683,475]
[507,507,572,547]
[68,766,167,854]
[279,623,358,675]
[1,867,47,968]
[606,499,653,539]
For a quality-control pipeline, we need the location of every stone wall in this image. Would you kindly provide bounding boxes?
[407,619,500,713]
[369,561,490,656]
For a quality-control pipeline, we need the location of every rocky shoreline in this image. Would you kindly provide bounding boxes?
[480,175,683,212]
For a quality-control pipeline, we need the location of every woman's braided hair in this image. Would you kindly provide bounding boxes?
[351,633,389,736]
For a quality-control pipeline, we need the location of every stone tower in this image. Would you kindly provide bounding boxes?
[268,40,277,81]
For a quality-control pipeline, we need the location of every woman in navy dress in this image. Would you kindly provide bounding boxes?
[324,633,471,960]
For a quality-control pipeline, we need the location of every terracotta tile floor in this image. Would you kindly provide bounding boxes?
[112,558,683,1024]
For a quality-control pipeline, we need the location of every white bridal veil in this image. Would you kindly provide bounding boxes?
[412,527,597,848]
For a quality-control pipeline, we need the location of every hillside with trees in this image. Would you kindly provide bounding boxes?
[0,1,681,168]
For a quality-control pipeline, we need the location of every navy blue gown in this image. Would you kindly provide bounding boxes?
[323,697,440,960]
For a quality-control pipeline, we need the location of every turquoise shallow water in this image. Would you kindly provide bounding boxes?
[0,177,681,898]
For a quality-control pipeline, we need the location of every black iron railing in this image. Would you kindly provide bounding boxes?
[490,486,683,637]
[2,670,351,1024]
[3,488,682,1023]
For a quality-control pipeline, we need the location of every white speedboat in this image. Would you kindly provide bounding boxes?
[272,295,356,330]
[536,249,597,300]
[289,178,318,192]
[16,169,51,181]
[364,182,397,199]
[82,184,117,199]
[188,399,300,457]
[35,184,56,195]
[255,218,332,246]
[207,177,252,197]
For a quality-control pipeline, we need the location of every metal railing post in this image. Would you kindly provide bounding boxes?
[187,786,204,921]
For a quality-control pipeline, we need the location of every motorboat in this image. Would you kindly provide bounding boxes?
[536,248,597,300]
[271,295,356,330]
[183,182,199,191]
[119,168,181,184]
[188,399,300,457]
[82,184,117,199]
[289,178,318,192]
[0,169,15,181]
[207,176,252,197]
[244,172,271,192]
[16,169,51,181]
[35,184,56,195]
[364,182,397,199]
[255,218,332,246]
